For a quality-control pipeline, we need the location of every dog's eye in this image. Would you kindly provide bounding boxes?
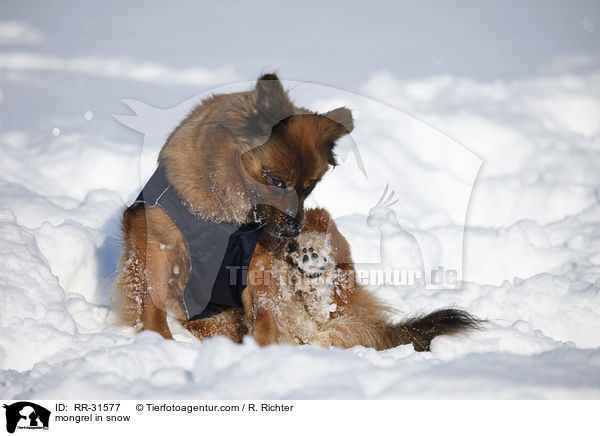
[269,175,286,189]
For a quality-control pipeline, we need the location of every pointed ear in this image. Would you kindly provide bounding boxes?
[320,107,354,166]
[323,107,354,142]
[248,73,294,136]
[255,73,286,112]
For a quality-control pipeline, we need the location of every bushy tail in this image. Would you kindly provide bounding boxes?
[325,306,481,351]
[398,308,482,351]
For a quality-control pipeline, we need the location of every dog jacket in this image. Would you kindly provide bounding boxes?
[133,165,263,320]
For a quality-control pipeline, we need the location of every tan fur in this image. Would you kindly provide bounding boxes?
[243,208,416,350]
[114,73,354,342]
[114,73,478,349]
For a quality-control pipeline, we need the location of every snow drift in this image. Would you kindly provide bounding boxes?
[1,59,600,397]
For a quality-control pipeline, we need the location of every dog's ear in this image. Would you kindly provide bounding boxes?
[248,73,294,136]
[323,107,354,138]
[321,107,354,165]
[255,73,288,114]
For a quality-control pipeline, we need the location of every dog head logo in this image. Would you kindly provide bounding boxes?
[3,402,50,433]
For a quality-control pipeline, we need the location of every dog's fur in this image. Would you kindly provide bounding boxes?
[114,73,478,350]
[115,73,354,341]
[242,208,478,351]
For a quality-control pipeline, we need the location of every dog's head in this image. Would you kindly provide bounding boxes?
[240,74,354,238]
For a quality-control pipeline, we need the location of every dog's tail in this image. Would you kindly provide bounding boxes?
[395,308,482,351]
[327,305,482,351]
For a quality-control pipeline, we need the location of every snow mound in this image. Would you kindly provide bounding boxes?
[1,67,600,398]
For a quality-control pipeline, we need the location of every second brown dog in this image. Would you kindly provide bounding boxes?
[242,208,479,351]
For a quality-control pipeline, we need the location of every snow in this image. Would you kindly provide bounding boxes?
[1,2,600,399]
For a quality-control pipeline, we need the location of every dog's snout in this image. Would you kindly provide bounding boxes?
[278,215,301,238]
[280,222,301,238]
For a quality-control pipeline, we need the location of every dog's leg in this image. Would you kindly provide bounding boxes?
[178,308,248,343]
[242,285,279,346]
[115,204,179,339]
[242,245,282,346]
[252,304,278,346]
[241,285,254,325]
[139,240,174,339]
[116,252,173,339]
[114,245,146,330]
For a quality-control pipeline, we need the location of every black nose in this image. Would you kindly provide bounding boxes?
[278,225,300,238]
[277,216,301,238]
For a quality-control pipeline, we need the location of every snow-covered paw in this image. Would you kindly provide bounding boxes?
[290,245,329,279]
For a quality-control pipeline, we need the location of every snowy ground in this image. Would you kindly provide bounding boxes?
[1,2,600,399]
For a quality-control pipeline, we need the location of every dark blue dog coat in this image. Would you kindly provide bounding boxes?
[133,165,263,320]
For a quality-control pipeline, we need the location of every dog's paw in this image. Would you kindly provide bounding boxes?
[289,244,330,279]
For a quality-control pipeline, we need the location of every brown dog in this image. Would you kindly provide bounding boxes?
[114,72,478,350]
[115,73,355,341]
[242,208,478,351]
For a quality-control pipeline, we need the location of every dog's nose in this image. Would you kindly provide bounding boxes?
[279,224,300,238]
[278,216,301,238]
